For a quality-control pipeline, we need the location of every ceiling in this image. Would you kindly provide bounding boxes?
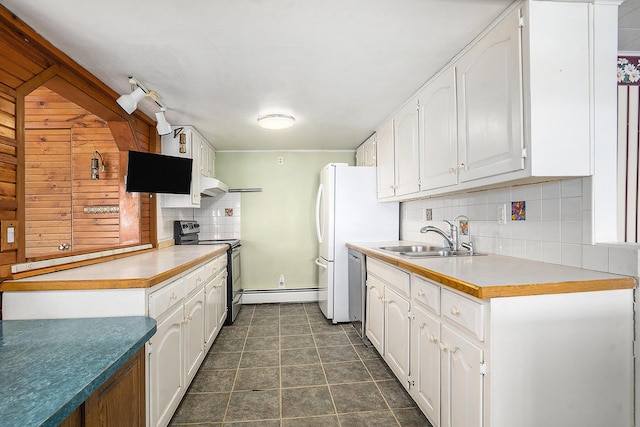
[0,0,637,151]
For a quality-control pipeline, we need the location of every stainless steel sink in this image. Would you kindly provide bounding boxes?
[378,245,486,257]
[378,245,441,253]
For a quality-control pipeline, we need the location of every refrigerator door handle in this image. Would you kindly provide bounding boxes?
[315,183,324,243]
[315,257,328,270]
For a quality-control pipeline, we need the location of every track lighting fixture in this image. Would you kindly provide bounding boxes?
[155,110,172,136]
[116,76,172,135]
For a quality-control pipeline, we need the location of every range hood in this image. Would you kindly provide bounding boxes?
[200,176,229,198]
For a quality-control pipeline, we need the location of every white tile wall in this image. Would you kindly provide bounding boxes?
[401,177,640,276]
[196,193,241,240]
[159,193,241,241]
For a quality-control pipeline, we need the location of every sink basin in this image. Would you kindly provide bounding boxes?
[378,245,441,253]
[378,245,486,258]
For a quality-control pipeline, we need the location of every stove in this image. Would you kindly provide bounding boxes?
[174,220,242,324]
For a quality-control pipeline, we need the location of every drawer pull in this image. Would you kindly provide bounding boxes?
[418,289,425,297]
[450,306,461,316]
[170,293,177,300]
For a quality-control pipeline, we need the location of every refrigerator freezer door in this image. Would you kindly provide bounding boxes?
[317,165,335,261]
[316,257,333,319]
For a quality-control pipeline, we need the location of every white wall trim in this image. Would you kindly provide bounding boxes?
[241,288,319,304]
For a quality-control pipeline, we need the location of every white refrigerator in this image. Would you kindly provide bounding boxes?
[315,163,399,323]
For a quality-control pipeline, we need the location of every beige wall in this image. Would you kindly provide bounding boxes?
[216,151,354,290]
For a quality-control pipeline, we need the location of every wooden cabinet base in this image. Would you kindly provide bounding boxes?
[60,348,146,427]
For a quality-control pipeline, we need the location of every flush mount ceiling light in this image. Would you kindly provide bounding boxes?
[116,76,172,135]
[257,114,295,130]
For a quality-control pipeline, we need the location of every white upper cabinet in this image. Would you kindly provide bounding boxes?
[394,99,421,197]
[418,67,459,191]
[376,119,396,199]
[378,0,593,200]
[162,126,216,208]
[456,6,523,183]
[377,100,420,200]
[356,134,376,167]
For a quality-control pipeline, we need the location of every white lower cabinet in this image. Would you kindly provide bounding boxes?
[147,253,228,427]
[184,287,205,384]
[440,325,483,427]
[410,304,441,425]
[365,259,411,387]
[384,285,410,386]
[148,303,184,427]
[366,257,633,427]
[365,275,385,354]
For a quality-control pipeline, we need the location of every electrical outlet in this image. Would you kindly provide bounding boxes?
[279,274,285,288]
[277,156,284,165]
[497,204,507,225]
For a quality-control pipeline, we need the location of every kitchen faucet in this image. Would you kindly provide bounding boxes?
[420,220,458,250]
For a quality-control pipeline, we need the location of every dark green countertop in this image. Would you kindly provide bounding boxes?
[0,316,156,426]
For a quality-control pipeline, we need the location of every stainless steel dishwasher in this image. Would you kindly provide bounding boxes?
[348,249,367,338]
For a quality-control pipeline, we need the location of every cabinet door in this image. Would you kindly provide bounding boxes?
[419,67,459,191]
[84,348,145,427]
[161,128,201,208]
[200,141,210,177]
[204,278,219,349]
[149,303,184,427]
[440,325,483,427]
[411,305,441,427]
[376,120,396,199]
[384,286,411,387]
[394,100,420,196]
[217,271,228,327]
[184,288,205,384]
[456,9,524,183]
[365,276,385,354]
[356,143,366,166]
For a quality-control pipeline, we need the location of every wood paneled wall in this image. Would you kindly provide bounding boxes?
[25,87,125,257]
[0,5,157,307]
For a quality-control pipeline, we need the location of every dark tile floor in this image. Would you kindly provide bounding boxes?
[169,303,433,426]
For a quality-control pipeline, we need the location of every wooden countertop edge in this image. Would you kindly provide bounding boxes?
[347,244,636,299]
[0,246,228,291]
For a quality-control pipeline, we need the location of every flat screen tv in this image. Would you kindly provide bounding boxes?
[126,150,193,194]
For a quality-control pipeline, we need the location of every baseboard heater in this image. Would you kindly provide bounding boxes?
[241,287,318,304]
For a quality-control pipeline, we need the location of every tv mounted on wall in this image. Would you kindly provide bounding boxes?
[125,150,193,194]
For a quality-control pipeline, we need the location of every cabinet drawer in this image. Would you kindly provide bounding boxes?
[205,254,227,280]
[185,266,207,296]
[441,289,485,341]
[368,258,410,297]
[411,275,440,315]
[149,278,185,318]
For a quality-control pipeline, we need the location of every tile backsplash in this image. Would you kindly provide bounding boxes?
[160,192,241,241]
[401,177,640,276]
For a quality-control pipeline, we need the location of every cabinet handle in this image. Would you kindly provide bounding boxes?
[450,306,461,316]
[439,342,447,351]
[170,293,177,300]
[429,334,437,343]
[448,167,456,174]
[458,163,466,171]
[418,289,425,297]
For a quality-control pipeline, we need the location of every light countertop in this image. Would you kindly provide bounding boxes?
[1,245,228,291]
[347,241,636,298]
[0,316,156,427]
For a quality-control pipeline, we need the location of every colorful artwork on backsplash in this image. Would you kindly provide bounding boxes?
[225,208,234,216]
[425,208,433,221]
[511,201,525,221]
[618,56,640,85]
[459,219,469,236]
